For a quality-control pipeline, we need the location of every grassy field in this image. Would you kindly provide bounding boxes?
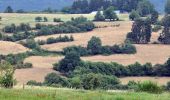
[0,87,170,100]
[0,13,129,28]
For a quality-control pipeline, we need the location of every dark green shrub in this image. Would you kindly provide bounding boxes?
[35,16,42,22]
[58,51,81,73]
[46,37,56,44]
[87,36,102,55]
[129,10,140,21]
[127,62,153,76]
[27,80,43,86]
[37,40,46,45]
[63,46,88,56]
[166,81,170,91]
[53,18,63,22]
[136,81,163,94]
[81,73,120,90]
[69,77,82,89]
[44,73,70,87]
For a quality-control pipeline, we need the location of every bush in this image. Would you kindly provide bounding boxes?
[35,17,42,22]
[87,36,102,55]
[15,62,32,69]
[81,73,120,90]
[44,73,70,87]
[152,25,162,32]
[27,80,43,86]
[3,23,31,33]
[94,10,105,21]
[127,62,153,76]
[166,81,170,91]
[63,46,88,56]
[53,18,63,22]
[63,38,136,56]
[129,10,140,21]
[57,51,81,73]
[3,24,16,33]
[136,81,163,94]
[22,38,40,49]
[46,37,56,44]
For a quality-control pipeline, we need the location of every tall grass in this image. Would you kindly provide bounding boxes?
[0,87,169,100]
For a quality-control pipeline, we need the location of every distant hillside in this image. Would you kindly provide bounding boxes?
[0,0,74,11]
[0,0,167,13]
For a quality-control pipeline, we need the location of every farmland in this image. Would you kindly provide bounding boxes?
[0,13,170,85]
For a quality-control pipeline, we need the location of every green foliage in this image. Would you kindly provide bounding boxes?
[3,23,31,33]
[27,80,43,86]
[166,81,170,90]
[151,10,159,24]
[137,0,155,16]
[154,58,170,76]
[0,61,15,88]
[43,17,48,22]
[15,62,33,69]
[63,46,88,56]
[44,73,69,87]
[137,81,163,94]
[53,18,63,22]
[127,18,152,44]
[21,38,40,49]
[63,37,136,56]
[70,0,145,14]
[104,6,118,21]
[94,10,105,21]
[129,10,140,21]
[57,51,81,73]
[158,15,170,44]
[87,36,102,55]
[152,25,161,32]
[127,62,153,76]
[35,17,43,22]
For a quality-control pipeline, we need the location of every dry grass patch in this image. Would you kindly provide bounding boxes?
[36,21,132,51]
[0,41,29,55]
[82,44,170,65]
[14,56,63,85]
[120,77,170,85]
[24,56,63,68]
[14,68,57,85]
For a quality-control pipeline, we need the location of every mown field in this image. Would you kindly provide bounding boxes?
[0,13,170,85]
[0,87,170,100]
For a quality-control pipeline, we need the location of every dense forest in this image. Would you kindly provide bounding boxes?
[0,0,167,13]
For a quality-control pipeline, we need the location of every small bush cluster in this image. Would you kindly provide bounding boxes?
[53,18,63,22]
[136,81,163,94]
[63,36,136,56]
[35,16,48,22]
[27,80,43,86]
[37,17,95,36]
[42,72,120,90]
[37,35,74,45]
[3,23,31,33]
